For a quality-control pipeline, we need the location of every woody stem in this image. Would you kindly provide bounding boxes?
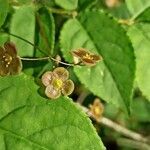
[81,105,149,144]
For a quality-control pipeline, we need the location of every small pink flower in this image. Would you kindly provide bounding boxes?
[42,67,74,99]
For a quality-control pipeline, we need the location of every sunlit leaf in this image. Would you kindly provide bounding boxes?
[0,74,105,150]
[125,0,150,19]
[10,5,35,57]
[128,23,150,101]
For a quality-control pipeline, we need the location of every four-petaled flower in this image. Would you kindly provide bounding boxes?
[72,48,102,66]
[89,98,104,121]
[0,42,22,76]
[42,67,74,99]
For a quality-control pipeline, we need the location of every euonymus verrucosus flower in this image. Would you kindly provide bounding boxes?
[42,67,74,99]
[0,42,22,76]
[72,48,102,66]
[89,98,104,121]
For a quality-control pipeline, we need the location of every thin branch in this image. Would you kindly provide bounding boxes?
[117,138,150,150]
[100,117,148,143]
[20,56,75,66]
[46,7,77,17]
[118,19,135,26]
[50,57,74,66]
[10,0,77,17]
[3,31,47,56]
[77,91,90,104]
[81,105,149,144]
[2,31,76,66]
[20,57,50,61]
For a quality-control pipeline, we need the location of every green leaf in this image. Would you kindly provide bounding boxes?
[78,0,97,10]
[128,23,150,101]
[0,74,105,149]
[136,7,150,22]
[132,97,150,122]
[0,33,9,45]
[16,0,32,4]
[35,7,55,56]
[60,11,135,112]
[108,3,131,19]
[125,0,150,19]
[55,0,78,10]
[10,5,35,57]
[0,0,9,28]
[39,0,55,7]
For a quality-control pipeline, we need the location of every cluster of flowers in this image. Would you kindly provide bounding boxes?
[0,42,102,99]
